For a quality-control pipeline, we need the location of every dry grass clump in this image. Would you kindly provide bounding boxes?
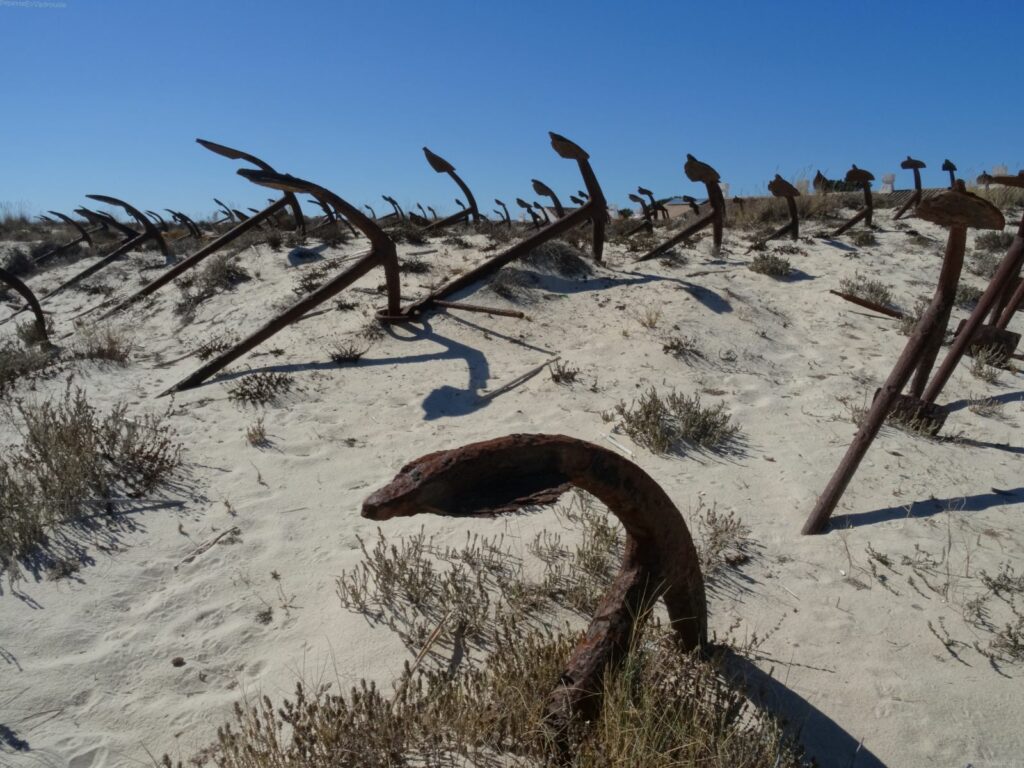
[328,339,368,365]
[548,359,580,385]
[196,333,239,361]
[488,267,539,303]
[177,492,803,768]
[662,334,703,361]
[0,339,53,394]
[227,372,293,406]
[850,229,877,247]
[175,253,250,316]
[245,416,269,447]
[522,239,592,279]
[73,325,133,364]
[838,272,893,307]
[748,252,792,277]
[955,283,984,308]
[973,230,1014,254]
[898,298,928,337]
[399,256,431,274]
[2,247,35,277]
[441,234,472,249]
[387,221,429,245]
[292,260,335,296]
[615,387,740,455]
[0,385,182,575]
[970,346,1003,383]
[969,250,1001,278]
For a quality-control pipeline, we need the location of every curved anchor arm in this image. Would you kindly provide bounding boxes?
[49,211,92,247]
[0,266,50,345]
[86,194,169,256]
[363,433,707,738]
[77,207,137,239]
[382,195,405,221]
[531,179,565,218]
[423,147,479,225]
[197,138,305,234]
[213,198,235,222]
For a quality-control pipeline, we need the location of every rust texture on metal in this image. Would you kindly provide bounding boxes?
[531,178,565,218]
[76,207,137,239]
[158,170,402,396]
[362,433,707,740]
[166,210,201,238]
[803,184,1004,535]
[0,266,50,345]
[623,193,654,237]
[635,154,724,261]
[213,198,235,223]
[831,165,875,237]
[892,156,926,221]
[145,210,169,231]
[422,147,480,230]
[764,174,801,242]
[388,132,608,323]
[197,139,305,234]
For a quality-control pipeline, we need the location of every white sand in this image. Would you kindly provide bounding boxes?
[2,208,1023,767]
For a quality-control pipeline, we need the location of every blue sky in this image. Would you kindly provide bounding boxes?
[1,0,1021,220]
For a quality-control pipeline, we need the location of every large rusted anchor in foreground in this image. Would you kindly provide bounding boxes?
[422,147,479,230]
[892,156,925,221]
[803,185,1004,534]
[636,154,725,261]
[830,165,874,237]
[361,433,707,744]
[159,171,402,396]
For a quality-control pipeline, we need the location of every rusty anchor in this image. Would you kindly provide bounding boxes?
[362,433,707,744]
[493,198,512,225]
[196,139,305,234]
[421,147,480,231]
[213,198,235,224]
[382,195,405,222]
[389,132,608,323]
[144,210,170,231]
[637,186,669,220]
[635,154,725,261]
[892,156,926,221]
[831,165,875,237]
[76,207,137,241]
[762,175,801,242]
[33,211,94,266]
[158,170,402,396]
[569,195,586,207]
[802,185,1004,534]
[517,198,543,229]
[942,159,958,188]
[0,266,50,345]
[36,214,55,224]
[532,179,565,218]
[416,203,430,221]
[623,193,654,238]
[533,201,552,224]
[166,209,202,239]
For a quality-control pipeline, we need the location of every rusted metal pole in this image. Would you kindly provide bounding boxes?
[802,187,1004,535]
[828,290,904,318]
[158,170,401,396]
[0,266,49,344]
[432,300,525,319]
[892,156,925,221]
[361,433,707,744]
